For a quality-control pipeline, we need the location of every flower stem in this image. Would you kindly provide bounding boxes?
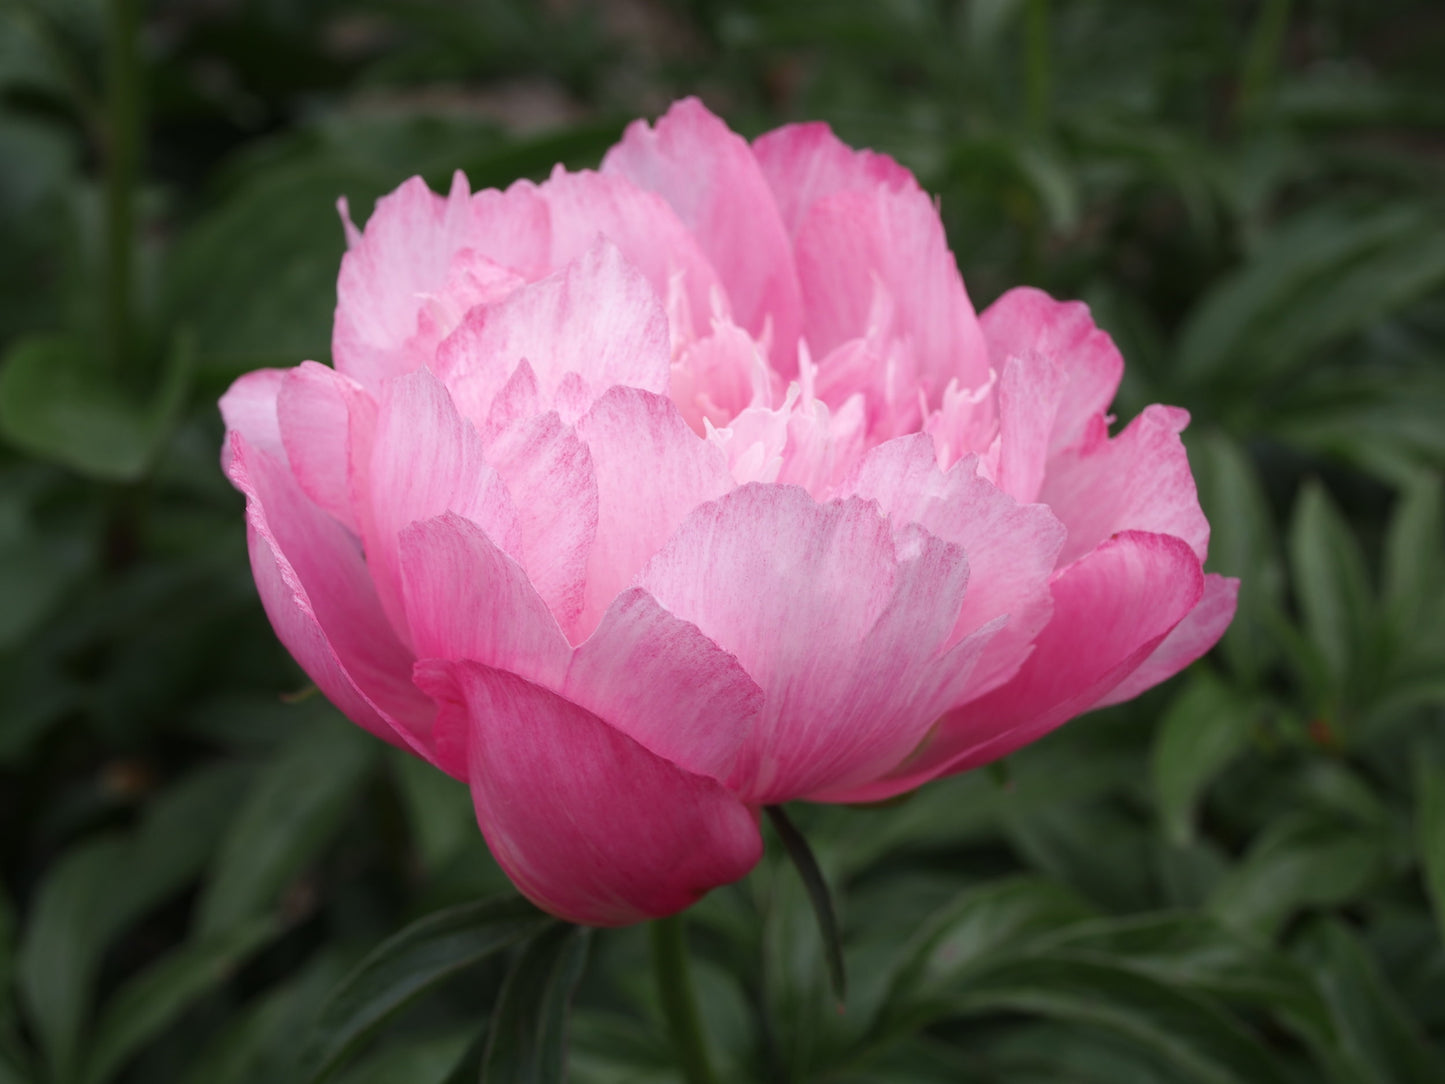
[650,913,718,1084]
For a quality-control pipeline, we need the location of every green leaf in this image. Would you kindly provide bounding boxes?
[1295,920,1445,1084]
[1207,813,1389,936]
[1287,480,1374,695]
[481,924,591,1084]
[881,877,1096,1029]
[196,714,376,936]
[0,332,191,482]
[0,489,90,649]
[1383,473,1444,642]
[944,952,1294,1084]
[1415,753,1445,948]
[299,896,550,1083]
[80,917,280,1084]
[16,836,128,1083]
[1151,670,1260,845]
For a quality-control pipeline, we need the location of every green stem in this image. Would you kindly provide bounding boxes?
[650,914,718,1084]
[104,0,141,371]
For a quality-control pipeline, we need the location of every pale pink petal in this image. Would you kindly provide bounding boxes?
[219,369,287,463]
[1039,404,1211,565]
[754,122,990,397]
[276,362,376,534]
[334,173,476,388]
[603,97,803,371]
[828,530,1205,803]
[991,351,1065,504]
[980,287,1124,457]
[637,485,993,803]
[670,319,776,432]
[437,239,671,428]
[567,588,763,784]
[573,386,734,638]
[398,513,572,776]
[227,433,439,768]
[921,373,999,471]
[839,434,1065,694]
[466,180,552,280]
[1094,573,1239,706]
[538,167,723,338]
[482,409,598,629]
[415,660,762,926]
[365,370,521,640]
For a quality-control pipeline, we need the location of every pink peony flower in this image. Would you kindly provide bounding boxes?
[221,98,1237,926]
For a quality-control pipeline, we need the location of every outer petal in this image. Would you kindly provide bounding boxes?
[227,432,438,766]
[1039,404,1211,565]
[980,287,1124,458]
[603,98,803,371]
[219,368,287,462]
[574,386,734,638]
[276,361,376,534]
[839,434,1065,695]
[334,173,477,388]
[829,530,1206,803]
[1094,573,1239,707]
[416,660,762,926]
[637,485,994,803]
[437,240,671,429]
[754,122,990,396]
[365,369,521,640]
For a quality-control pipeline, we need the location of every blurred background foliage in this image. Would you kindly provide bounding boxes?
[1,0,1444,1080]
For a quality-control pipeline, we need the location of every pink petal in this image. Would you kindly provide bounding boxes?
[226,433,439,768]
[570,588,763,785]
[276,362,376,534]
[1095,573,1239,707]
[573,386,734,638]
[437,239,671,428]
[754,122,990,397]
[991,350,1065,504]
[603,98,803,372]
[980,287,1124,458]
[637,485,993,803]
[1039,404,1211,565]
[365,370,521,640]
[334,173,476,388]
[538,167,723,341]
[670,318,776,432]
[219,368,287,463]
[839,434,1065,695]
[416,660,762,926]
[481,409,598,630]
[830,530,1206,803]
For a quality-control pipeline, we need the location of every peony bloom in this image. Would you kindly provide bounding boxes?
[221,99,1237,926]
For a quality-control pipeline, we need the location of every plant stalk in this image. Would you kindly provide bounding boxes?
[650,913,718,1084]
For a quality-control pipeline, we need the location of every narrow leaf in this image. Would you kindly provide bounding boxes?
[299,896,549,1083]
[481,924,591,1084]
[1151,671,1259,845]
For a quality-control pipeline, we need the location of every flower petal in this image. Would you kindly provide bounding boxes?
[219,368,287,463]
[637,485,991,802]
[276,361,376,534]
[603,97,803,371]
[1095,572,1239,707]
[227,432,438,766]
[365,369,521,640]
[1040,404,1211,565]
[437,239,671,428]
[839,434,1065,694]
[831,530,1206,802]
[574,386,734,638]
[415,659,763,926]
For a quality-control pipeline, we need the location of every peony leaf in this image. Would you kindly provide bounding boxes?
[298,896,550,1084]
[479,923,591,1084]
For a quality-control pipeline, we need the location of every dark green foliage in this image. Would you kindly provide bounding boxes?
[1,0,1443,1080]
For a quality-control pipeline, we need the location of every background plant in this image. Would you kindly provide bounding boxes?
[1,0,1443,1081]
